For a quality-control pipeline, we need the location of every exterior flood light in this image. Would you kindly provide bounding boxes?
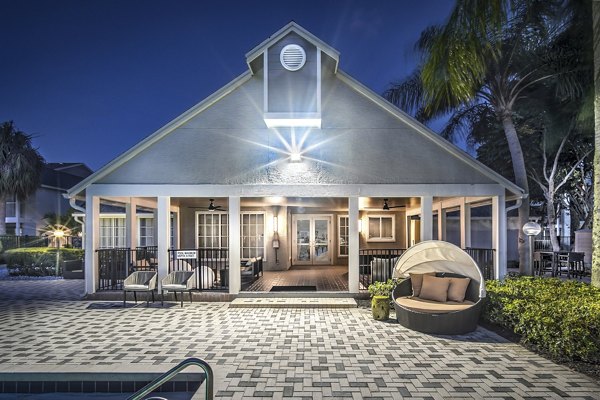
[264,118,321,128]
[290,152,302,162]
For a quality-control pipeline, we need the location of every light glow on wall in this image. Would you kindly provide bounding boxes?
[264,118,321,128]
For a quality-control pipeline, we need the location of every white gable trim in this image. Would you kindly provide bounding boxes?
[245,22,340,74]
[336,71,525,198]
[67,71,252,197]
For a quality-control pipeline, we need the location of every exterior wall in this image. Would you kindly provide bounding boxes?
[97,59,498,187]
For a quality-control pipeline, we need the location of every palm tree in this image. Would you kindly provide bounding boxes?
[385,0,585,275]
[0,121,45,234]
[592,0,600,288]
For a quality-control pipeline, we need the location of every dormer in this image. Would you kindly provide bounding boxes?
[245,22,340,128]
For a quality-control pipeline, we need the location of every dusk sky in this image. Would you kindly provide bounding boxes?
[1,1,454,171]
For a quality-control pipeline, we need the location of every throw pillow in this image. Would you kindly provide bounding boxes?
[409,272,436,297]
[419,275,451,302]
[447,277,471,302]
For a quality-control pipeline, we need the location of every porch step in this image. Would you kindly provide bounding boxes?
[229,297,357,308]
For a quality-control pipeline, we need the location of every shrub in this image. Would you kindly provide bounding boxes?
[5,247,84,277]
[483,276,600,363]
[368,279,398,298]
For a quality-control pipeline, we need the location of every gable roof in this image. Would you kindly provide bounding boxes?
[245,21,340,74]
[67,23,524,198]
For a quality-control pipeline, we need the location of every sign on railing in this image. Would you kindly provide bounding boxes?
[176,250,197,259]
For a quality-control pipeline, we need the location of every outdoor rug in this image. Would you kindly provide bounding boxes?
[270,285,317,292]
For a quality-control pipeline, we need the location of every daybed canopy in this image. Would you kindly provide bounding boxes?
[392,241,486,297]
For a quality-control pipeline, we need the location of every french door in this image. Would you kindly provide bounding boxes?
[292,215,332,265]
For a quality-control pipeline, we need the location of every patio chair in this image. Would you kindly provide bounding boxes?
[123,271,157,307]
[391,240,486,335]
[161,270,197,307]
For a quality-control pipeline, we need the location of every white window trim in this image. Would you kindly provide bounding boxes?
[338,215,349,258]
[240,211,266,261]
[195,211,228,249]
[367,214,396,243]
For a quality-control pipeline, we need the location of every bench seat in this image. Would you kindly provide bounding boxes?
[395,296,474,314]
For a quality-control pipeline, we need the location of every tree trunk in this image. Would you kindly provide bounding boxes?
[0,195,6,235]
[546,193,561,252]
[592,0,600,287]
[501,114,531,275]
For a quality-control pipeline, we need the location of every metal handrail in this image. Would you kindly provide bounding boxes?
[127,357,214,400]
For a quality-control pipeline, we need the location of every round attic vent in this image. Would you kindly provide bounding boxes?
[280,44,306,71]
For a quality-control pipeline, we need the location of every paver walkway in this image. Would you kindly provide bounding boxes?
[0,279,599,399]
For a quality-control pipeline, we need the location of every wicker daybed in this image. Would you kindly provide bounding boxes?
[391,241,486,335]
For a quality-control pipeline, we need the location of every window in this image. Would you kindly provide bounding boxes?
[241,212,265,259]
[367,215,395,242]
[338,215,349,257]
[100,217,126,248]
[197,212,228,248]
[5,195,16,218]
[138,217,154,247]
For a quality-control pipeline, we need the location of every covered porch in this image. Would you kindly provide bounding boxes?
[83,188,505,295]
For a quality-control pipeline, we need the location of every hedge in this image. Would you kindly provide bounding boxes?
[5,247,84,277]
[483,276,600,363]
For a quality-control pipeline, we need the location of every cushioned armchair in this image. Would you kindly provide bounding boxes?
[123,271,157,307]
[161,270,197,307]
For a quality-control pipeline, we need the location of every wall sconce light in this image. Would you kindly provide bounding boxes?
[358,219,363,233]
[273,216,278,233]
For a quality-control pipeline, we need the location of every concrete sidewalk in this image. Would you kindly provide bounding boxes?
[0,279,598,399]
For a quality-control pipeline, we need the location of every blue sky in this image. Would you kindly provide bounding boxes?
[1,0,454,171]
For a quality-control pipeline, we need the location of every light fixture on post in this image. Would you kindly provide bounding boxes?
[522,222,542,276]
[53,229,65,277]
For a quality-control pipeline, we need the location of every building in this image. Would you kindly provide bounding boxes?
[67,23,524,296]
[5,162,92,236]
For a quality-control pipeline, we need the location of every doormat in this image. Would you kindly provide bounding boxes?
[270,285,317,292]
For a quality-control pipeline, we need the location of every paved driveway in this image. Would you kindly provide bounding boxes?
[0,279,598,399]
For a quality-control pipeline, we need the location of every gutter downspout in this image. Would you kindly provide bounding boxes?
[69,197,86,249]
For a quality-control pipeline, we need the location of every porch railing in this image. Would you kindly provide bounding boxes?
[96,247,229,291]
[168,248,228,290]
[358,247,496,291]
[0,235,49,250]
[359,249,406,290]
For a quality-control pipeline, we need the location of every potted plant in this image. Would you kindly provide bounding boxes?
[368,279,396,321]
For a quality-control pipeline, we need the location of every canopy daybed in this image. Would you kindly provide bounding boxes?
[391,241,486,335]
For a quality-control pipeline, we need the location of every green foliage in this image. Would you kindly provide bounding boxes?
[368,279,398,298]
[5,247,84,276]
[483,277,600,362]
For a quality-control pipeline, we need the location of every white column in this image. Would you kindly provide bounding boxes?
[125,198,138,250]
[348,196,360,293]
[157,196,171,289]
[460,200,471,248]
[420,196,433,241]
[228,196,241,294]
[492,195,507,279]
[15,199,21,236]
[438,205,446,241]
[84,193,100,294]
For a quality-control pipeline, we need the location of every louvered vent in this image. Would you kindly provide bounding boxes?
[280,44,306,71]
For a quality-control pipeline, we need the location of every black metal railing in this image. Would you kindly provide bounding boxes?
[97,248,132,290]
[463,248,495,280]
[358,247,496,291]
[168,248,228,290]
[0,235,49,249]
[534,236,571,251]
[359,249,406,289]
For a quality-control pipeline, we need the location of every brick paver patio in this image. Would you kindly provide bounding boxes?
[0,279,599,399]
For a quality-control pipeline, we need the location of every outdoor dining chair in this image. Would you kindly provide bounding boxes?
[123,271,157,307]
[161,270,197,307]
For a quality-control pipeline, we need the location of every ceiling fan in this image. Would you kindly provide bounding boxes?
[382,198,404,211]
[188,199,227,211]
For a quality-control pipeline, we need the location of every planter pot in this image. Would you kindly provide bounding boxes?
[371,295,390,320]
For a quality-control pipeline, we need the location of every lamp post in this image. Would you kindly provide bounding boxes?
[522,222,542,276]
[53,230,65,277]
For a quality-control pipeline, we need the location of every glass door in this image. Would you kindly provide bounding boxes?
[292,215,332,265]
